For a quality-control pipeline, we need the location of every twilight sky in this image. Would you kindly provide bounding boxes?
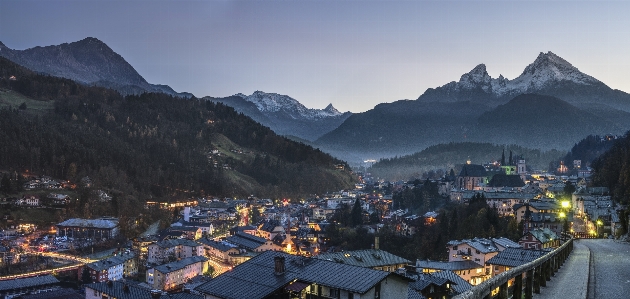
[1,0,630,113]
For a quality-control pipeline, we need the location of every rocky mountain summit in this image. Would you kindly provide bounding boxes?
[0,37,191,97]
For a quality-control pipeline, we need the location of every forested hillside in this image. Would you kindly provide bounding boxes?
[0,57,354,199]
[591,132,630,203]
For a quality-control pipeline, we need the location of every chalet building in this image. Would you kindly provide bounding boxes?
[256,220,285,240]
[56,217,119,239]
[519,228,560,250]
[225,231,282,252]
[513,201,561,223]
[86,280,202,299]
[165,226,203,240]
[147,256,209,291]
[17,194,40,206]
[416,260,486,286]
[197,238,240,263]
[147,239,204,265]
[195,251,410,299]
[84,257,124,283]
[408,270,474,299]
[447,237,521,284]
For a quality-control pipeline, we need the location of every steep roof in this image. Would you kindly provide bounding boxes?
[486,248,549,267]
[447,237,520,254]
[86,281,202,299]
[525,228,558,244]
[225,232,267,250]
[195,251,405,299]
[458,164,487,177]
[315,249,410,268]
[431,270,472,294]
[0,275,58,291]
[488,174,525,187]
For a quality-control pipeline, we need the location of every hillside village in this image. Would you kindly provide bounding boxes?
[0,147,622,299]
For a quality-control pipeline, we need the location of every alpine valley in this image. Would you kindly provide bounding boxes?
[2,37,630,176]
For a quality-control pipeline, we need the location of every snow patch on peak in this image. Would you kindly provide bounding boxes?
[239,91,344,119]
[511,51,600,91]
[458,64,492,90]
[436,51,602,97]
[324,104,340,114]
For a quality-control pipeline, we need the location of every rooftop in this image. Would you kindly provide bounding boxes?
[195,251,405,299]
[315,249,410,268]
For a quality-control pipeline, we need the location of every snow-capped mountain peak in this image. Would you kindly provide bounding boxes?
[458,64,493,88]
[236,91,345,119]
[512,51,599,90]
[434,51,602,97]
[324,103,341,115]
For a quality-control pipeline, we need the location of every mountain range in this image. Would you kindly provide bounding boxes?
[205,91,352,141]
[0,37,192,98]
[316,52,630,164]
[2,37,629,169]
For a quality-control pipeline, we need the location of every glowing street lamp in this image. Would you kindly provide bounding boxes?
[561,201,570,209]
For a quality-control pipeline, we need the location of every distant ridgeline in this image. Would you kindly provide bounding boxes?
[0,57,355,198]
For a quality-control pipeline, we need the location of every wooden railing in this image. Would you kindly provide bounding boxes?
[453,238,574,299]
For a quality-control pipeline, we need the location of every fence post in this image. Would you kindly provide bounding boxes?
[498,281,508,299]
[533,266,541,294]
[525,268,533,299]
[514,273,523,299]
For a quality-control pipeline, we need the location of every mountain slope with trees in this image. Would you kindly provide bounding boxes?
[0,57,354,199]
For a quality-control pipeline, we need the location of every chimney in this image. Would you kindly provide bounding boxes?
[123,284,129,292]
[150,290,161,298]
[374,236,380,250]
[184,206,191,222]
[274,256,286,275]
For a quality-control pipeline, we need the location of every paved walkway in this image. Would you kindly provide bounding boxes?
[533,241,590,299]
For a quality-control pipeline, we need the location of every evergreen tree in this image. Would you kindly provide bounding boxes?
[351,198,363,227]
[0,174,11,194]
[501,149,506,165]
[509,150,513,166]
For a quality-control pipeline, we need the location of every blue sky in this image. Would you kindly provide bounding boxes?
[2,0,629,112]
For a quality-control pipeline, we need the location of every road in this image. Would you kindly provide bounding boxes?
[581,239,630,299]
[534,239,630,299]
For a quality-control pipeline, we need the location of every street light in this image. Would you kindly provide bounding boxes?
[596,219,603,238]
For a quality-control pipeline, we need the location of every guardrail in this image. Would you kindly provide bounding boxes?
[453,237,574,299]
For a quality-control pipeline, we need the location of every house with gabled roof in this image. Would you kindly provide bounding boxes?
[194,251,410,299]
[225,231,281,252]
[519,228,560,250]
[197,238,240,262]
[257,219,285,240]
[416,260,485,286]
[147,256,209,291]
[147,239,203,265]
[486,247,550,277]
[446,237,521,284]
